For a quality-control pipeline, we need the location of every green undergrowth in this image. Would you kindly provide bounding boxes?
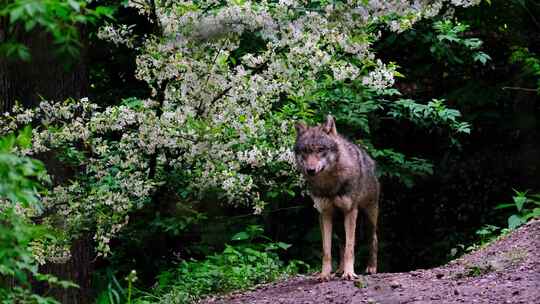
[451,190,540,258]
[131,225,307,304]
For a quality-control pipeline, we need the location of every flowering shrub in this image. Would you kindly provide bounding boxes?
[0,128,77,303]
[1,0,480,260]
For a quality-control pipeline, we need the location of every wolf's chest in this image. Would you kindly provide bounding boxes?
[308,177,352,198]
[311,195,355,212]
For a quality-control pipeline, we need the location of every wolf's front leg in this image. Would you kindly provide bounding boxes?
[319,209,333,281]
[342,208,358,280]
[336,243,345,275]
[364,203,378,274]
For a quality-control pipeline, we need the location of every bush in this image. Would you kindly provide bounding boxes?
[0,127,76,303]
[496,190,540,230]
[133,225,305,304]
[0,1,477,262]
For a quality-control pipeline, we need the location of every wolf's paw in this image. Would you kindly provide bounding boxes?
[364,266,377,274]
[317,272,333,282]
[341,271,358,280]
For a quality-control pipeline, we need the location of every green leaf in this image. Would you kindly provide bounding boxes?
[276,242,292,250]
[473,52,491,65]
[530,194,540,202]
[494,203,514,210]
[513,195,527,212]
[508,215,524,230]
[16,126,33,149]
[9,6,25,23]
[231,231,250,241]
[94,6,116,18]
[24,19,37,31]
[0,42,31,61]
[523,208,540,220]
[67,0,81,12]
[16,44,31,61]
[463,38,482,50]
[0,134,16,152]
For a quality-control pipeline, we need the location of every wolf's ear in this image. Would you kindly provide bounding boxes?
[295,122,307,136]
[322,115,337,135]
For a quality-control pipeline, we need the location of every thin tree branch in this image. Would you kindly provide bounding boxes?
[502,86,538,93]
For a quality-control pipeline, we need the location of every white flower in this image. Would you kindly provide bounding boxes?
[362,60,396,91]
[0,0,482,258]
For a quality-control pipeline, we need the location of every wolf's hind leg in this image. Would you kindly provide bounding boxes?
[319,209,334,281]
[364,203,378,274]
[342,208,358,280]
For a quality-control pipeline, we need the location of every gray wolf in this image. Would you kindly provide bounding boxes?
[294,115,380,281]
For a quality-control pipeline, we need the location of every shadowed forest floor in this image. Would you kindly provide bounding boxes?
[201,220,540,304]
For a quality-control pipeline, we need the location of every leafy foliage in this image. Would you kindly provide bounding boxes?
[429,19,491,65]
[0,126,49,207]
[0,1,476,262]
[132,226,304,304]
[509,47,540,93]
[388,98,471,135]
[368,147,434,188]
[453,189,540,258]
[495,190,540,230]
[7,1,535,301]
[474,224,500,245]
[0,0,114,60]
[0,128,76,303]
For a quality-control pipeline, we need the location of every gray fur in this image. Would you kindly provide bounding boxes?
[294,115,380,280]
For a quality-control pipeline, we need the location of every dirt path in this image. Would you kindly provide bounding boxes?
[201,220,540,304]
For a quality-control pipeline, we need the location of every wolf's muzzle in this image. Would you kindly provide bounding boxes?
[306,165,325,176]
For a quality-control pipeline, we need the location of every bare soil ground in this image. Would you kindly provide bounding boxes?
[201,219,540,304]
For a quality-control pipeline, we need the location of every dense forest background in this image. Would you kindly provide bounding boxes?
[0,0,539,303]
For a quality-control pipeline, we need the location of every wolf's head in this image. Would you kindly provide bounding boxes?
[294,115,339,177]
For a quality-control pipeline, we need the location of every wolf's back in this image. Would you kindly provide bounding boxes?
[338,137,379,200]
[340,137,376,176]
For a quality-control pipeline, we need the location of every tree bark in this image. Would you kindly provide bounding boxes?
[0,27,92,303]
[0,29,87,111]
[35,237,95,304]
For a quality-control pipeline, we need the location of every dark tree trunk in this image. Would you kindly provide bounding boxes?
[0,28,88,111]
[1,25,93,303]
[511,79,540,189]
[35,237,95,304]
